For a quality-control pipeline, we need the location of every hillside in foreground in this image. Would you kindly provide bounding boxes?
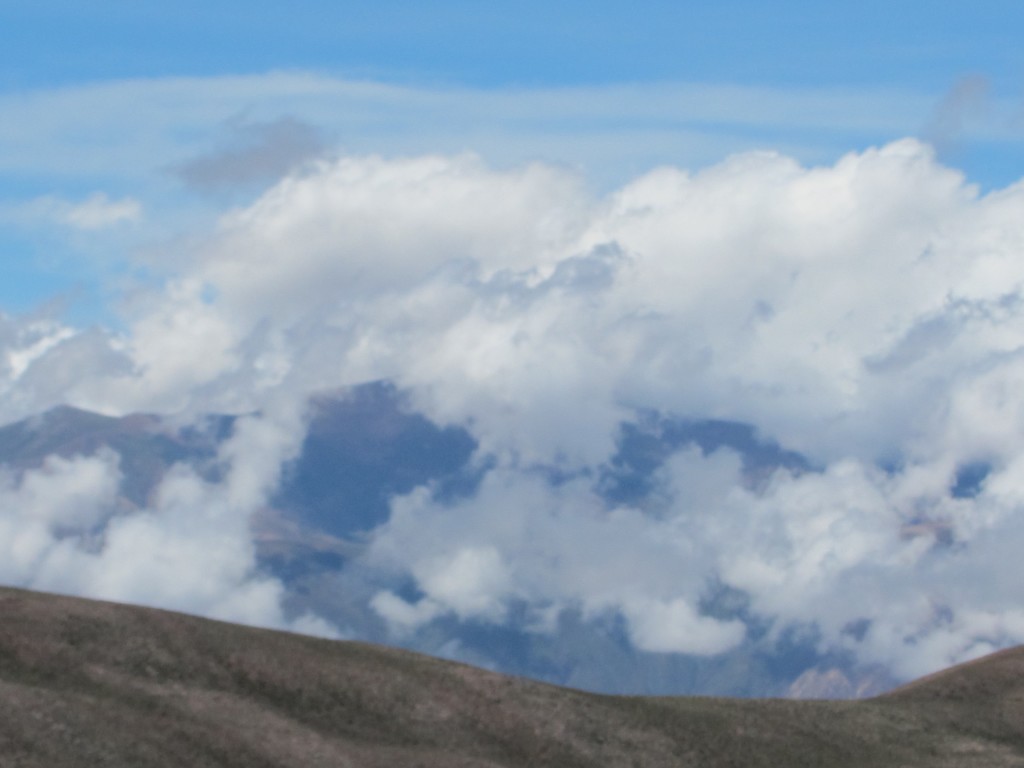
[0,586,1022,767]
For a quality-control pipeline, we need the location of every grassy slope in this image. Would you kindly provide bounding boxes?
[0,586,1022,767]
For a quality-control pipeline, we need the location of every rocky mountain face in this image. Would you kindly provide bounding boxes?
[0,386,886,699]
[0,586,1022,768]
[786,666,895,700]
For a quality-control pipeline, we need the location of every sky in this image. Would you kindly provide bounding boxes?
[3,1,1024,321]
[2,2,1024,688]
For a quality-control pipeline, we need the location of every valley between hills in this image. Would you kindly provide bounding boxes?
[0,586,1022,767]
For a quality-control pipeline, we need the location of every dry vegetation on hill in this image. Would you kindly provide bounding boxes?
[0,586,1022,767]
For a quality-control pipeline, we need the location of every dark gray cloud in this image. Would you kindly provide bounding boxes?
[174,115,327,191]
[923,75,991,157]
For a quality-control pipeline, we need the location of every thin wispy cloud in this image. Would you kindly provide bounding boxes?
[0,74,956,188]
[4,193,141,231]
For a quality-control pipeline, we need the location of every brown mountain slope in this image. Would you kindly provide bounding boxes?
[886,643,1024,703]
[0,586,1022,767]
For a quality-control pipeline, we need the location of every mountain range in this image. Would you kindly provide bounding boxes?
[0,385,893,699]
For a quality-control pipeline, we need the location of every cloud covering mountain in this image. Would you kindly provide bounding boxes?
[3,139,1024,688]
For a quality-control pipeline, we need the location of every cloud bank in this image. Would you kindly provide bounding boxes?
[3,139,1024,681]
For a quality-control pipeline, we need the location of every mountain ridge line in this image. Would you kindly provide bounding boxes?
[0,585,1022,766]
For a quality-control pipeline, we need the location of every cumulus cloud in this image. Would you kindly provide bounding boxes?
[622,597,746,655]
[366,456,748,655]
[4,139,1024,681]
[0,451,123,583]
[0,400,336,636]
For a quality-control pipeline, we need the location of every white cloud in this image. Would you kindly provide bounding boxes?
[7,193,142,231]
[365,465,748,655]
[5,140,1024,681]
[0,451,122,584]
[63,193,142,230]
[3,319,75,379]
[370,590,444,631]
[622,598,746,655]
[414,546,512,621]
[0,402,337,636]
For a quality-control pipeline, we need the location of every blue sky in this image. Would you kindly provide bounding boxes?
[2,2,1022,322]
[3,1,1023,90]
